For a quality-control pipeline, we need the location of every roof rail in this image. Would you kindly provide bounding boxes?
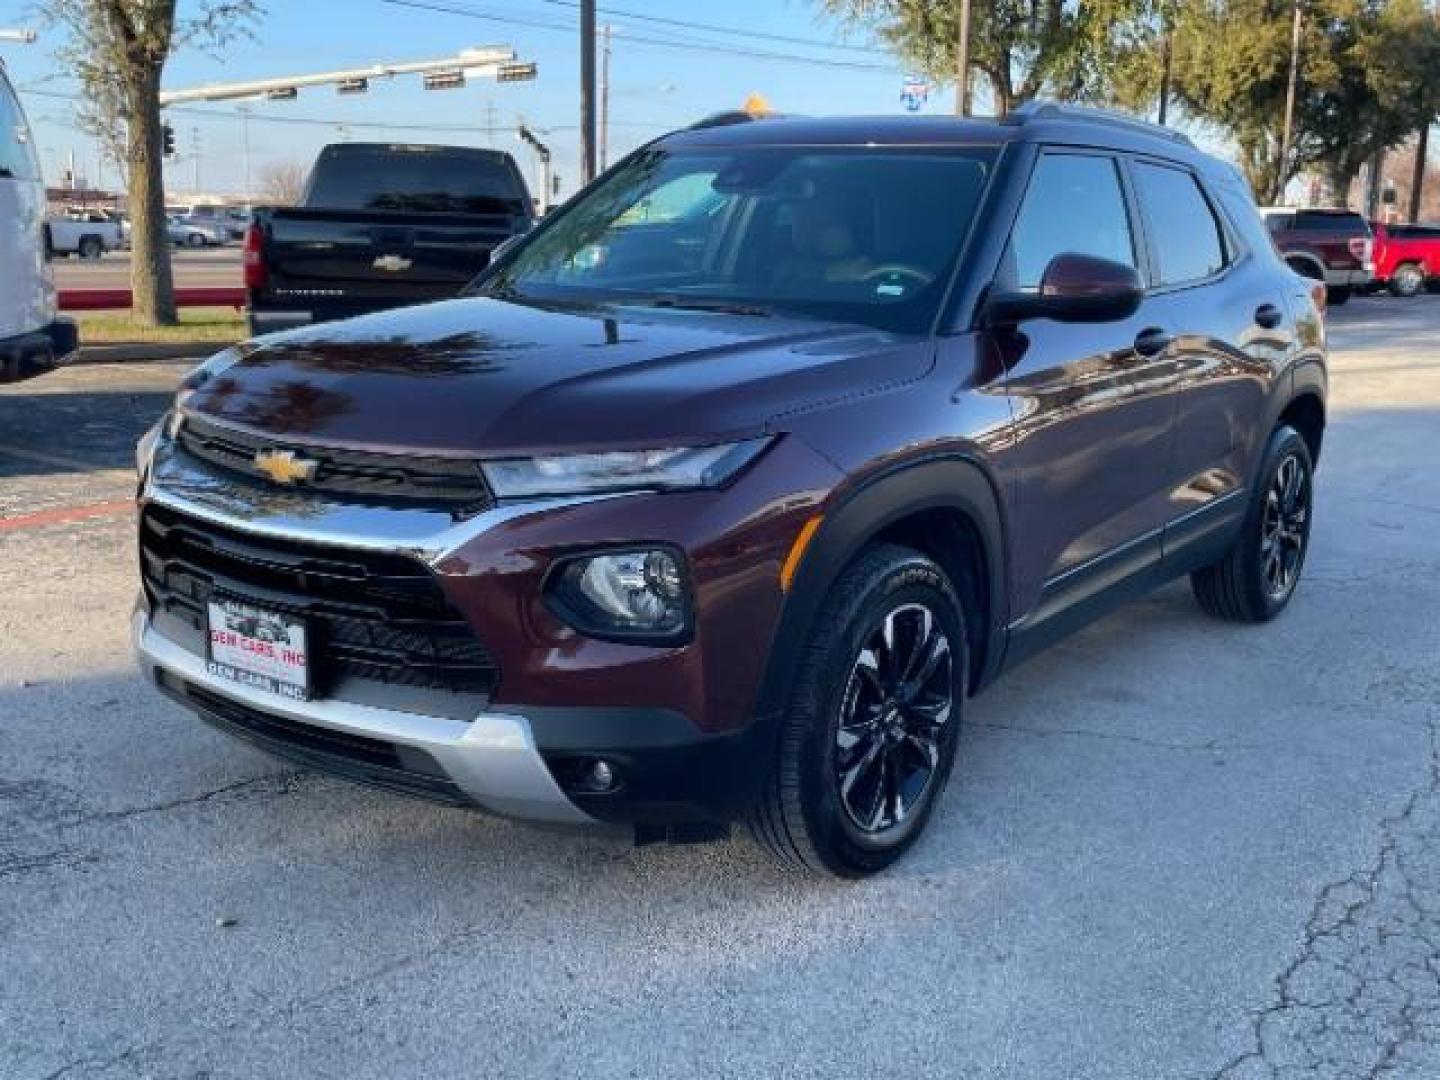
[686,109,791,131]
[1004,100,1194,147]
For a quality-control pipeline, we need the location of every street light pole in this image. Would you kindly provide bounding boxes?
[237,106,251,202]
[580,0,597,183]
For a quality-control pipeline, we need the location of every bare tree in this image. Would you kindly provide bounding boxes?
[256,160,308,206]
[48,1,260,326]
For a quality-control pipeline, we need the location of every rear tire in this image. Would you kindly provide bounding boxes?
[78,236,103,260]
[1389,263,1425,298]
[746,544,968,877]
[1326,286,1351,306]
[187,232,206,248]
[1191,425,1314,623]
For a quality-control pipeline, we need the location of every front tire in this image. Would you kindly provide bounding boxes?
[747,544,968,877]
[187,232,206,248]
[1326,285,1351,306]
[1389,263,1425,298]
[1192,425,1314,623]
[78,236,103,260]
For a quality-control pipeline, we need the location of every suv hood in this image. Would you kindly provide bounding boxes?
[181,297,927,456]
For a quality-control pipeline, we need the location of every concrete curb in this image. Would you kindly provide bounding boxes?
[73,341,231,365]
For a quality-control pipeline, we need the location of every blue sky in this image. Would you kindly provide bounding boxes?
[0,0,935,199]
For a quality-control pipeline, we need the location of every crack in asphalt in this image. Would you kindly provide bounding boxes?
[0,772,308,882]
[1207,707,1440,1079]
[58,771,309,831]
[978,721,1236,754]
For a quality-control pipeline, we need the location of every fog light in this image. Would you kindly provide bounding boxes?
[548,548,691,642]
[586,760,616,792]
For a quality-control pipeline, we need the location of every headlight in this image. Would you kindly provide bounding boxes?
[548,548,691,642]
[481,438,772,499]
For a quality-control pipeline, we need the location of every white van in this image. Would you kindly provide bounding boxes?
[1,60,76,382]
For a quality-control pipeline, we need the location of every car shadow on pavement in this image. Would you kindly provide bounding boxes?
[0,387,173,478]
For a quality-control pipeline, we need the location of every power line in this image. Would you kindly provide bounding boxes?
[529,0,887,56]
[375,0,895,72]
[24,87,669,136]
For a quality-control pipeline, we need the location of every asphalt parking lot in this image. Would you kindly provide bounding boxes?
[3,296,1440,1079]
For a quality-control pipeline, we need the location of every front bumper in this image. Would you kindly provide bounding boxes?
[134,425,836,828]
[1325,265,1374,289]
[135,606,599,825]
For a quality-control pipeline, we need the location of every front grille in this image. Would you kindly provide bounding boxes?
[174,414,493,515]
[156,671,471,806]
[140,503,498,699]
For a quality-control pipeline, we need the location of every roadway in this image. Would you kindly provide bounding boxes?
[3,296,1440,1078]
[52,248,242,292]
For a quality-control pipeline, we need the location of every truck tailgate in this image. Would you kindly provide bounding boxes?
[261,206,523,301]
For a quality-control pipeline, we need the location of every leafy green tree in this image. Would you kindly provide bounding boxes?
[48,1,260,327]
[1114,0,1440,204]
[819,0,1153,116]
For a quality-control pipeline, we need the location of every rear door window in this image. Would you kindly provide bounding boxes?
[1132,161,1227,285]
[304,147,527,213]
[0,71,40,181]
[1002,153,1136,289]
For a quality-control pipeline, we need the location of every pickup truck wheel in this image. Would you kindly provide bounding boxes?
[78,236,103,260]
[186,233,206,248]
[1191,425,1314,623]
[1389,263,1425,298]
[747,543,967,877]
[1326,286,1351,306]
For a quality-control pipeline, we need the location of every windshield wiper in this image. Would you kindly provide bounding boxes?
[642,296,772,317]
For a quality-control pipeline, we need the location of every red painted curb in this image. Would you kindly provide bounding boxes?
[0,499,134,533]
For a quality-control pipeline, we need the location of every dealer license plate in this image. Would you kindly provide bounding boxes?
[206,597,311,701]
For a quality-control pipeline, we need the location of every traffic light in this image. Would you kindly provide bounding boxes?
[161,123,175,158]
[497,61,538,83]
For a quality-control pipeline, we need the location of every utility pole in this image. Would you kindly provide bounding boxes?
[1277,0,1303,202]
[484,100,499,141]
[1410,122,1430,222]
[580,0,597,183]
[599,24,612,171]
[954,0,972,117]
[1157,11,1173,127]
[192,126,201,193]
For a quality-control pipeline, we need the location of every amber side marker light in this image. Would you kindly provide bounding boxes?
[780,514,824,592]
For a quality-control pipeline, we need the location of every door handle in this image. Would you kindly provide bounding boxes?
[1254,303,1284,329]
[1133,327,1175,357]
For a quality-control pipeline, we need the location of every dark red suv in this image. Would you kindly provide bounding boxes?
[135,104,1327,876]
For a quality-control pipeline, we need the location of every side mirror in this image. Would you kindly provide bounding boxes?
[985,253,1144,326]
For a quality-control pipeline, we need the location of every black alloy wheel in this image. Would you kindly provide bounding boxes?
[834,603,953,835]
[1192,424,1315,623]
[748,543,968,877]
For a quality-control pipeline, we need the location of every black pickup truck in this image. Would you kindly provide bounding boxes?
[243,142,534,336]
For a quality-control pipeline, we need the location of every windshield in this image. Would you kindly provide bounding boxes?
[0,68,41,182]
[482,145,997,333]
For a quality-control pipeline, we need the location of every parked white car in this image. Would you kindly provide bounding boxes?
[46,209,123,259]
[1,62,77,382]
[167,214,229,247]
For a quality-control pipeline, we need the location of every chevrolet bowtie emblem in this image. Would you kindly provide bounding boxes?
[373,254,413,272]
[253,448,320,486]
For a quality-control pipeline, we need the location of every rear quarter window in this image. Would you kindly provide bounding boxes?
[1131,161,1227,285]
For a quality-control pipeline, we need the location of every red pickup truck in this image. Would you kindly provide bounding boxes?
[1371,221,1440,297]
